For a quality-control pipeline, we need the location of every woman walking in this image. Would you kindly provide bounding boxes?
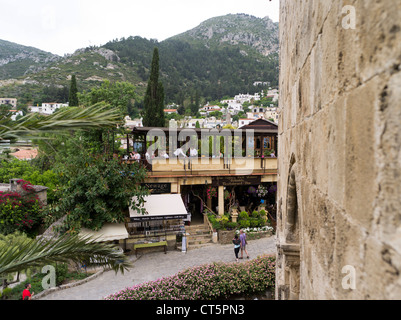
[239,229,250,259]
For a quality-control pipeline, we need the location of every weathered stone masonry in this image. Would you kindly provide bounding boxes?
[277,1,401,299]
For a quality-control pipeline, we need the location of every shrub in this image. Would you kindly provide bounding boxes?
[0,159,60,204]
[0,180,42,236]
[252,211,260,218]
[55,263,69,285]
[226,222,238,230]
[239,219,250,229]
[239,211,249,220]
[250,218,260,228]
[0,288,12,300]
[212,221,221,231]
[105,255,276,300]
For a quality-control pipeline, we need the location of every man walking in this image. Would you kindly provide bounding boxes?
[22,283,34,300]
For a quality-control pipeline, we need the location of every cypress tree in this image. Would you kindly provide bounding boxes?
[69,75,79,107]
[143,48,165,127]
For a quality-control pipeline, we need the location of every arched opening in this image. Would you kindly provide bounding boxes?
[285,165,299,243]
[279,161,301,300]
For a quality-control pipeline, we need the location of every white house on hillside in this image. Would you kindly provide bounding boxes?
[0,98,17,108]
[30,102,69,115]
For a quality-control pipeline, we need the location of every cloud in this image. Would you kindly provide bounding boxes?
[0,0,279,56]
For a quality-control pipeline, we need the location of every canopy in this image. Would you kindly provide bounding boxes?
[79,223,129,242]
[129,194,188,221]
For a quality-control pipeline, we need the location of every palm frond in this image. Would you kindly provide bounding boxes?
[0,233,132,277]
[0,103,122,142]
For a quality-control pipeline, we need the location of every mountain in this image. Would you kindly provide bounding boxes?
[0,14,279,108]
[170,13,279,56]
[0,39,60,80]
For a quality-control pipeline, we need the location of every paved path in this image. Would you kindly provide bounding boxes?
[39,236,277,300]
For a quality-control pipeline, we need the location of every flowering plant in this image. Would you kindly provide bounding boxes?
[236,226,273,234]
[247,186,256,194]
[0,180,42,235]
[206,187,217,199]
[105,255,275,300]
[256,185,268,197]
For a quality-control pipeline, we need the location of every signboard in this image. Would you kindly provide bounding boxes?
[142,183,171,194]
[130,214,187,222]
[212,175,261,187]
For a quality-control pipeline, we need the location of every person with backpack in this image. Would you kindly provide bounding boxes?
[232,234,241,262]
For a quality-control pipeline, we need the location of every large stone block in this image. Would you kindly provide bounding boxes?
[344,77,378,229]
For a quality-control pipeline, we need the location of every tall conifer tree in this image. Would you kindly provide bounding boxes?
[69,75,79,107]
[143,48,165,127]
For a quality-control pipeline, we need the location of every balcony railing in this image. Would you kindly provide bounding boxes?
[123,156,277,176]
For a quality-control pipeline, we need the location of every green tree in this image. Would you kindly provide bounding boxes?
[54,150,149,233]
[68,75,79,107]
[79,80,137,118]
[0,159,60,204]
[0,105,133,278]
[143,48,165,127]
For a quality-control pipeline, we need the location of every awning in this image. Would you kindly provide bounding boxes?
[129,194,188,221]
[79,223,129,242]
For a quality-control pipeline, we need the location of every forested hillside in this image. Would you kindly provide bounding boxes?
[0,14,279,108]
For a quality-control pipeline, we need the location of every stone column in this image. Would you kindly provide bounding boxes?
[207,193,212,211]
[218,185,224,216]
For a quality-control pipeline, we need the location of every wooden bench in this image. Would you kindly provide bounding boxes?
[133,241,168,257]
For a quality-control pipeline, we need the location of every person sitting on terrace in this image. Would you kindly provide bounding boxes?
[173,147,187,158]
[189,147,198,157]
[160,151,169,159]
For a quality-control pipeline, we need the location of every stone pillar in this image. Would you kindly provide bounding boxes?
[231,208,239,223]
[218,185,224,216]
[207,194,212,211]
[9,179,22,192]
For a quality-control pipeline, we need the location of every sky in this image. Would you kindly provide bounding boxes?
[0,0,280,56]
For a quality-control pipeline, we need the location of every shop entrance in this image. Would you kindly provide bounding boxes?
[180,185,206,225]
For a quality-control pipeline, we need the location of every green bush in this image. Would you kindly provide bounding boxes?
[226,222,238,230]
[1,288,12,300]
[55,263,69,285]
[0,159,60,204]
[212,221,221,230]
[239,211,249,220]
[239,219,250,229]
[252,211,260,218]
[250,218,260,228]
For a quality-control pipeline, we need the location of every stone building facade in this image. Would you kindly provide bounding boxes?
[276,1,401,299]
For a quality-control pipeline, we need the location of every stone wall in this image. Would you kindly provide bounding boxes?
[277,1,401,299]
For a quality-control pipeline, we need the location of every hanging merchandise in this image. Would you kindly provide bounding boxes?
[256,185,268,197]
[247,186,257,194]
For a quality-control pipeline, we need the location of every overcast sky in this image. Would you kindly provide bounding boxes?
[0,0,280,56]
